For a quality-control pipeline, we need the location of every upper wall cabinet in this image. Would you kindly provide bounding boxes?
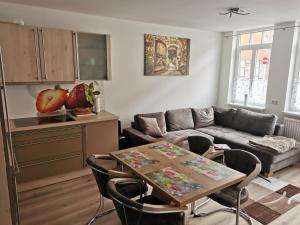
[0,23,111,84]
[39,28,77,82]
[77,33,111,81]
[0,23,41,83]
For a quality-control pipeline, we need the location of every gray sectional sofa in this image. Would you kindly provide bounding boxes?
[123,107,300,176]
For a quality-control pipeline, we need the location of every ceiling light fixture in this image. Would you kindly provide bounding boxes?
[219,8,250,18]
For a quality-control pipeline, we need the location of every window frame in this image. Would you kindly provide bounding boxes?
[230,27,274,108]
[287,29,300,113]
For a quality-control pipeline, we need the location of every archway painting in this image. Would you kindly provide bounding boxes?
[144,34,190,76]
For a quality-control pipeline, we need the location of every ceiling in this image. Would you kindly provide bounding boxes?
[1,0,300,31]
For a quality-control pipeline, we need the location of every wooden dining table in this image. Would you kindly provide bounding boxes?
[110,141,246,207]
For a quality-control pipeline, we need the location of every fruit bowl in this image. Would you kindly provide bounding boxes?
[72,107,94,116]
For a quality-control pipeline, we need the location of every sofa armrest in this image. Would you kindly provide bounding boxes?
[274,123,284,136]
[123,127,157,146]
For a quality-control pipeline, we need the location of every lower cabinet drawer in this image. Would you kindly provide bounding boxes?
[12,125,82,143]
[16,154,84,183]
[14,134,83,164]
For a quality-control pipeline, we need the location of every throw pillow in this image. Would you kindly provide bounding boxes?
[192,107,215,128]
[213,106,236,128]
[134,112,167,133]
[233,108,278,136]
[165,108,194,131]
[137,116,163,137]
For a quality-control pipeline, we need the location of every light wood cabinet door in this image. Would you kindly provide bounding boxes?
[0,23,41,83]
[84,120,118,166]
[84,120,118,168]
[39,28,77,82]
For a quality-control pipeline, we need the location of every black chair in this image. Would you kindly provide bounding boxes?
[194,149,262,225]
[107,178,187,225]
[188,135,223,159]
[188,135,224,214]
[86,154,147,225]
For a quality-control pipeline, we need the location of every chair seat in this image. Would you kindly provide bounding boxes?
[116,182,148,199]
[137,195,167,205]
[209,187,249,207]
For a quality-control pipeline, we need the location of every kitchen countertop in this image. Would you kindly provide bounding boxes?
[10,111,119,133]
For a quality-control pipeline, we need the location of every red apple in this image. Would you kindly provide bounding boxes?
[36,85,68,113]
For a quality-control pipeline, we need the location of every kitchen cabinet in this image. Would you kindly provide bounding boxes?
[39,28,77,82]
[0,22,111,84]
[12,125,84,183]
[0,125,14,225]
[77,33,111,80]
[0,23,77,84]
[0,23,41,83]
[11,112,119,183]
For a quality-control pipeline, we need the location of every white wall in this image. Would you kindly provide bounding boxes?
[0,2,222,127]
[217,22,299,122]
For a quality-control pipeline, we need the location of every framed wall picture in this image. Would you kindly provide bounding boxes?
[144,34,190,76]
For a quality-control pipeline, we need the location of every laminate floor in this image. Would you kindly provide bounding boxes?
[18,164,300,225]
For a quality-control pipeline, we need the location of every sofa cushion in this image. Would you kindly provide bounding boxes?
[213,106,236,128]
[197,126,296,165]
[197,126,274,164]
[192,107,215,128]
[137,117,163,138]
[162,129,214,150]
[233,109,278,136]
[165,108,194,131]
[197,126,256,147]
[134,112,167,133]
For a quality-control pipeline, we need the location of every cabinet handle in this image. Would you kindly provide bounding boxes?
[13,125,82,137]
[40,29,47,80]
[14,134,81,148]
[73,32,80,80]
[33,28,40,81]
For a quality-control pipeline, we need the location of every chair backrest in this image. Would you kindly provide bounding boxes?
[107,179,145,225]
[224,149,260,175]
[86,155,111,199]
[107,179,185,225]
[224,149,261,188]
[188,135,213,155]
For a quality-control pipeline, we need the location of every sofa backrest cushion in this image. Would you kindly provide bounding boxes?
[213,106,236,128]
[192,107,215,128]
[233,108,278,136]
[136,117,163,137]
[165,108,194,131]
[134,112,167,133]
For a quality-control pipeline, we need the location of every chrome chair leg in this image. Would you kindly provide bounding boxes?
[191,202,195,214]
[193,198,210,213]
[194,207,252,225]
[87,208,115,225]
[236,189,241,225]
[87,195,115,225]
[194,190,252,225]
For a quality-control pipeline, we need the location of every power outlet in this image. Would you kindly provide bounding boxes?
[271,100,279,105]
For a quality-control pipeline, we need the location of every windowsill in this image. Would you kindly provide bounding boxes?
[283,111,300,119]
[227,103,266,112]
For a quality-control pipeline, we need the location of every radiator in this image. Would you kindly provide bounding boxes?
[283,117,300,141]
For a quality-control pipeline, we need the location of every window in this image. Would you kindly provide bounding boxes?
[231,29,274,108]
[289,33,300,113]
